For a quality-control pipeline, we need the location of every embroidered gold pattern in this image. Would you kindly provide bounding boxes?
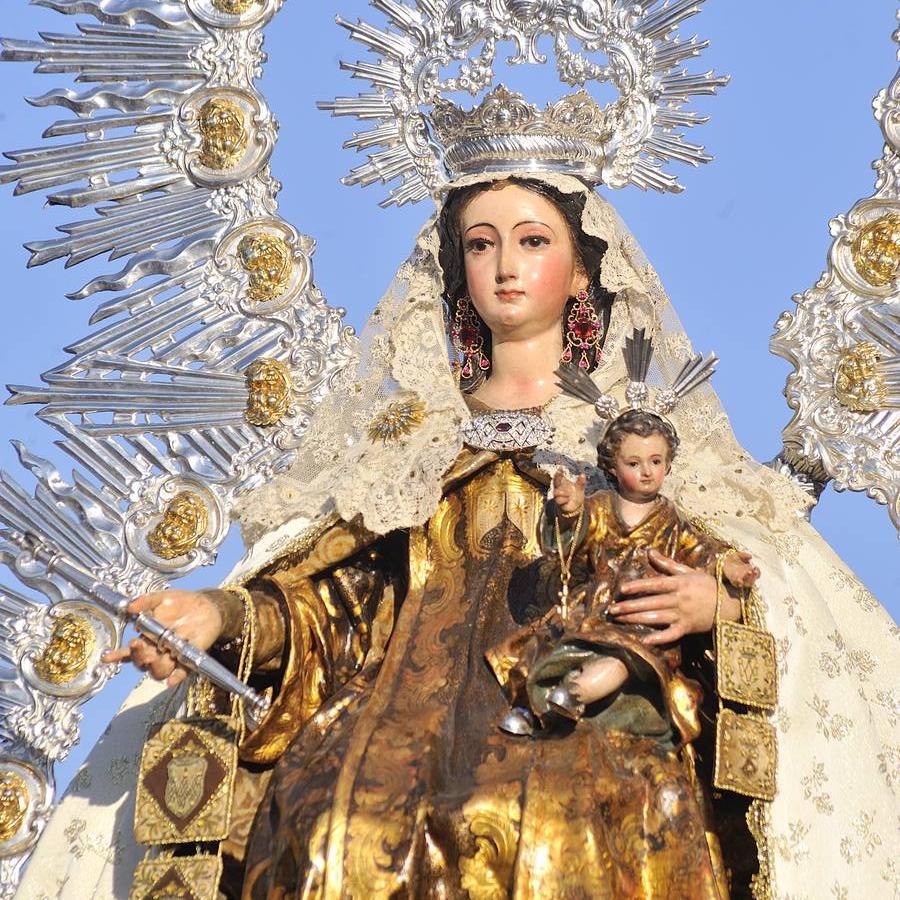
[134,718,238,845]
[366,396,427,444]
[237,233,293,303]
[147,491,209,560]
[0,772,28,842]
[716,620,778,709]
[130,854,223,900]
[163,740,209,819]
[851,212,900,286]
[463,459,541,560]
[459,790,521,900]
[715,709,777,802]
[834,342,887,412]
[244,357,292,426]
[33,613,95,685]
[197,98,248,170]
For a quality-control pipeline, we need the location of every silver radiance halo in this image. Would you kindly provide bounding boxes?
[320,0,729,206]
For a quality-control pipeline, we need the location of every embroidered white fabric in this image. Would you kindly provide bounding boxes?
[17,175,900,900]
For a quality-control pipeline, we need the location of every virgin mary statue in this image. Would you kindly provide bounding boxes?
[5,4,899,900]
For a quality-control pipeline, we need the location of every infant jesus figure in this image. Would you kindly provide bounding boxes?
[488,408,759,742]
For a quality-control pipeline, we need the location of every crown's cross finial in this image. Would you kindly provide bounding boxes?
[320,0,729,206]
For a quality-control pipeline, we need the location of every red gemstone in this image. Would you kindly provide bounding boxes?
[570,319,597,343]
[455,324,480,348]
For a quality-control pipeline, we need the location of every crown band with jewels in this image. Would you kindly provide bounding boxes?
[432,87,612,182]
[320,1,728,206]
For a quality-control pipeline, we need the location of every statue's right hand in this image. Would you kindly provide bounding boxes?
[101,590,223,688]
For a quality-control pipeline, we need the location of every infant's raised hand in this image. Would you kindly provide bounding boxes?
[723,550,760,588]
[552,471,587,516]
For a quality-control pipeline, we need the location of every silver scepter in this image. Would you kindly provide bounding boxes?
[5,530,270,724]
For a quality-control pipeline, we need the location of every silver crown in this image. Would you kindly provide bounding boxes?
[320,1,729,206]
[432,86,613,182]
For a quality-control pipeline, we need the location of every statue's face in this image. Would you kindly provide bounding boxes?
[613,432,670,503]
[459,183,587,343]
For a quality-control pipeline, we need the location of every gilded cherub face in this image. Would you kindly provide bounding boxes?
[147,492,209,560]
[244,358,292,426]
[237,234,293,302]
[612,432,670,504]
[197,98,248,170]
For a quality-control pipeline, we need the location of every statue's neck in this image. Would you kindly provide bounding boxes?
[471,325,563,410]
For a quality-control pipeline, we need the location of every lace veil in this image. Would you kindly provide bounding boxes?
[236,172,812,570]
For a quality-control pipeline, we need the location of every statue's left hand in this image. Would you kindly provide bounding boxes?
[607,549,740,645]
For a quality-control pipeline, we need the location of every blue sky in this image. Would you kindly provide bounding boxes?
[0,1,897,788]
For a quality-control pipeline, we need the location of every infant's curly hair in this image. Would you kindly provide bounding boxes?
[597,410,680,482]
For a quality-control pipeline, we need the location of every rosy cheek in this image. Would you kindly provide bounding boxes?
[464,257,493,303]
[521,250,572,303]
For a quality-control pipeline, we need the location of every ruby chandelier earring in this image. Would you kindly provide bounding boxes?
[562,289,602,370]
[451,295,490,380]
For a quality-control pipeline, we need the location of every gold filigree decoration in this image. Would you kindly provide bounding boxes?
[164,739,209,819]
[197,98,248,171]
[211,0,258,13]
[244,358,292,426]
[834,342,886,412]
[147,492,210,560]
[851,213,900,286]
[366,397,426,444]
[237,233,293,302]
[34,613,95,685]
[0,772,28,843]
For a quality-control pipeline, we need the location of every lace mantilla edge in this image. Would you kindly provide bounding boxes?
[237,174,812,550]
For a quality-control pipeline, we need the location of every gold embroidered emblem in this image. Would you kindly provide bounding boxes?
[0,771,28,842]
[147,492,210,560]
[244,357,292,426]
[237,233,293,303]
[163,743,209,820]
[34,613,95,685]
[465,461,541,560]
[851,212,900,286]
[834,342,887,413]
[714,709,777,802]
[134,718,237,845]
[197,98,248,171]
[716,620,777,710]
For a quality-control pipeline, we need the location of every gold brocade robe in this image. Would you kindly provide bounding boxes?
[237,452,732,899]
[487,491,726,738]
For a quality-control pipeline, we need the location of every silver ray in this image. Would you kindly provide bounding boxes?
[770,45,900,527]
[0,1,357,890]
